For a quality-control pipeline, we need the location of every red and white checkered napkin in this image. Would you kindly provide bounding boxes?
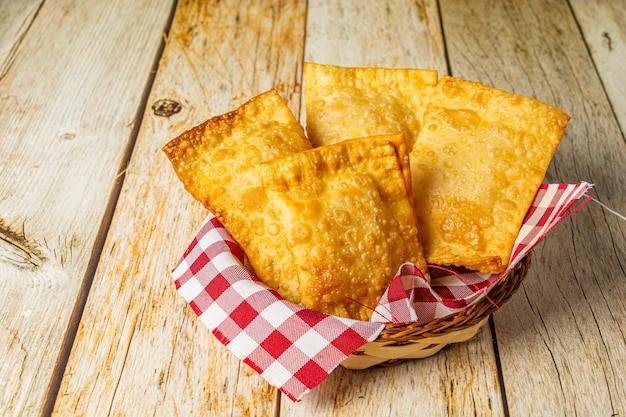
[171,182,591,402]
[371,182,592,323]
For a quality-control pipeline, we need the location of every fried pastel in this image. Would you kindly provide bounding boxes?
[304,62,438,151]
[410,76,570,273]
[162,90,312,290]
[260,136,429,321]
[384,132,414,208]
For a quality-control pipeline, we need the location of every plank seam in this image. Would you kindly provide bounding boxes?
[0,1,45,81]
[436,0,452,76]
[566,0,626,143]
[489,316,511,417]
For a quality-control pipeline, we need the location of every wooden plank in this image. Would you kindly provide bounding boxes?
[439,0,626,415]
[0,0,175,415]
[0,0,43,79]
[303,0,448,73]
[52,0,307,415]
[282,1,506,415]
[570,0,626,133]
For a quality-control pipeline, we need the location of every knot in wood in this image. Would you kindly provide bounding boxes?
[152,99,182,117]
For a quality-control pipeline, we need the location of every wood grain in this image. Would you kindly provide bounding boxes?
[0,1,174,415]
[303,0,447,73]
[440,0,626,415]
[570,0,626,133]
[0,0,43,80]
[52,0,307,415]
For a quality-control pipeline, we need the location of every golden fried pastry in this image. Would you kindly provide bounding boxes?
[162,90,312,290]
[410,76,570,273]
[259,136,429,321]
[304,62,438,151]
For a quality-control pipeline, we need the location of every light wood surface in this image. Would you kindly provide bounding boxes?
[0,0,174,415]
[52,1,305,416]
[0,0,624,416]
[570,0,626,133]
[0,0,42,79]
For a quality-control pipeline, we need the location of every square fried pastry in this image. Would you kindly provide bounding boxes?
[162,90,312,291]
[410,76,570,273]
[259,135,429,321]
[304,62,438,151]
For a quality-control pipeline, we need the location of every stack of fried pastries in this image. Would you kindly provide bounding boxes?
[304,63,569,274]
[163,64,569,321]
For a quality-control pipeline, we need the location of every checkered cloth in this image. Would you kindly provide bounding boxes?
[372,182,592,323]
[171,182,591,402]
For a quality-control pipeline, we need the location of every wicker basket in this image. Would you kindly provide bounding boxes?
[341,253,532,370]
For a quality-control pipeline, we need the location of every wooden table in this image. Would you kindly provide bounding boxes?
[1,1,624,415]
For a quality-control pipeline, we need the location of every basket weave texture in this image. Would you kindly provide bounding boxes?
[341,254,532,370]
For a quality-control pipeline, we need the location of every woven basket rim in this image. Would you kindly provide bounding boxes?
[376,253,531,343]
[341,253,532,369]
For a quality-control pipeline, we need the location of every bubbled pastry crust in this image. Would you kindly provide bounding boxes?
[260,136,429,321]
[410,76,570,273]
[162,90,312,292]
[304,62,438,152]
